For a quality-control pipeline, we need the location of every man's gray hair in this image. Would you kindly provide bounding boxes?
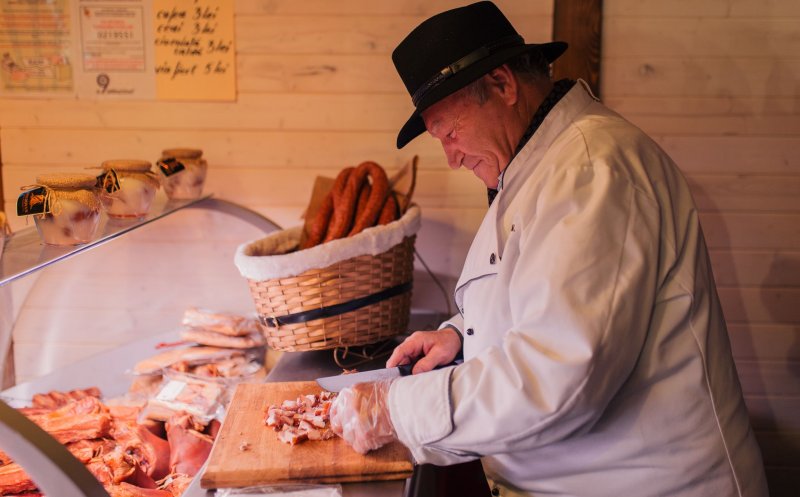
[463,47,551,104]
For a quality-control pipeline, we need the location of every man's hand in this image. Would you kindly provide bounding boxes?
[330,379,395,454]
[386,327,462,374]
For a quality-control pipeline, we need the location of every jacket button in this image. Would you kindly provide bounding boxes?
[466,328,474,336]
[489,253,496,264]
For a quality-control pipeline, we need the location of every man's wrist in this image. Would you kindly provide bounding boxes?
[441,324,463,345]
[441,325,464,361]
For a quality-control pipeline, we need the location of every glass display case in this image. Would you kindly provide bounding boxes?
[0,195,282,497]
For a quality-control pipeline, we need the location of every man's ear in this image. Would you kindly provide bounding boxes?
[486,64,518,105]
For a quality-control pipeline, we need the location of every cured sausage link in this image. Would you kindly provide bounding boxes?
[302,161,393,248]
[347,161,390,237]
[302,167,353,249]
[378,192,399,225]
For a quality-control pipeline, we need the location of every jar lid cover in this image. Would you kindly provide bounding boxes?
[101,159,152,172]
[36,173,97,189]
[162,148,203,159]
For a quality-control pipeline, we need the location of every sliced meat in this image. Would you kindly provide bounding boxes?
[105,482,173,497]
[31,387,102,409]
[0,463,35,495]
[165,414,212,477]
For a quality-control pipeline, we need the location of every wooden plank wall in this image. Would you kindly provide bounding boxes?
[601,1,800,494]
[0,0,798,493]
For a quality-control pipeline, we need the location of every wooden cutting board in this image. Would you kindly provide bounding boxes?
[201,381,414,489]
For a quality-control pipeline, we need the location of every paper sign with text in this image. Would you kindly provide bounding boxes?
[153,0,235,100]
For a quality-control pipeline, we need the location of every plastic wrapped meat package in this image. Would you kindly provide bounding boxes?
[140,370,226,426]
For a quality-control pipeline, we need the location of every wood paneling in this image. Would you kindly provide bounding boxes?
[235,14,552,54]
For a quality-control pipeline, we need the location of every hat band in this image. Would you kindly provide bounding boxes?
[411,34,524,107]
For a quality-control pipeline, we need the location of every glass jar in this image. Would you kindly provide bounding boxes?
[98,159,160,219]
[32,173,102,246]
[157,148,208,200]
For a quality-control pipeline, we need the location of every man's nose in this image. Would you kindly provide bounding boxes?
[444,146,462,170]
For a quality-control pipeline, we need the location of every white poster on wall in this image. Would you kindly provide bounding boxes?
[73,0,155,99]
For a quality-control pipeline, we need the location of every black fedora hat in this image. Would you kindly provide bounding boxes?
[392,1,567,149]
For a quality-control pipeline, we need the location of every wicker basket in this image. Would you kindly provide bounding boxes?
[235,206,420,352]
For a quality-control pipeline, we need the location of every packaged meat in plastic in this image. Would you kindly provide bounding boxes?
[140,372,226,426]
[133,345,248,375]
[180,328,266,349]
[181,307,260,337]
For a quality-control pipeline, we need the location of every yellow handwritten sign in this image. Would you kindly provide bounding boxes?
[153,0,235,100]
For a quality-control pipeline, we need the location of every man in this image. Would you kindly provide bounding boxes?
[330,2,768,496]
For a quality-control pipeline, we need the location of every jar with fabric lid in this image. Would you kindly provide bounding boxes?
[26,173,102,246]
[98,159,160,219]
[156,148,208,200]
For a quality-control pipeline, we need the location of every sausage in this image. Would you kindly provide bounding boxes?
[378,192,399,225]
[347,161,390,236]
[302,167,353,249]
[354,183,372,221]
[302,161,393,249]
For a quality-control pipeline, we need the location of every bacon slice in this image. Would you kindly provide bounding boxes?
[0,463,36,495]
[31,387,102,410]
[26,397,111,445]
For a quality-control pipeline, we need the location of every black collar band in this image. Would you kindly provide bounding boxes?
[411,34,523,107]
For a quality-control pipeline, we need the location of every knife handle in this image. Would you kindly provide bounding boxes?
[398,360,461,376]
[398,363,414,376]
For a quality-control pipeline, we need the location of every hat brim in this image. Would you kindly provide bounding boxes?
[396,41,567,149]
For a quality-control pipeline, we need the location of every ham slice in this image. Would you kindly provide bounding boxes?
[165,414,213,477]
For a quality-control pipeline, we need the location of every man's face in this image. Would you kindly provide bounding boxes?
[421,81,514,189]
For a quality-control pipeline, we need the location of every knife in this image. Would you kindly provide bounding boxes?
[316,361,460,392]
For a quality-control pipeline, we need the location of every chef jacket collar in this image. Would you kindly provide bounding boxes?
[499,79,598,192]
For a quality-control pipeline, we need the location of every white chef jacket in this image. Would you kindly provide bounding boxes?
[388,81,768,497]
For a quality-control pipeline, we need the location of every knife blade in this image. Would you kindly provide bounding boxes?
[316,361,460,392]
[315,364,413,392]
